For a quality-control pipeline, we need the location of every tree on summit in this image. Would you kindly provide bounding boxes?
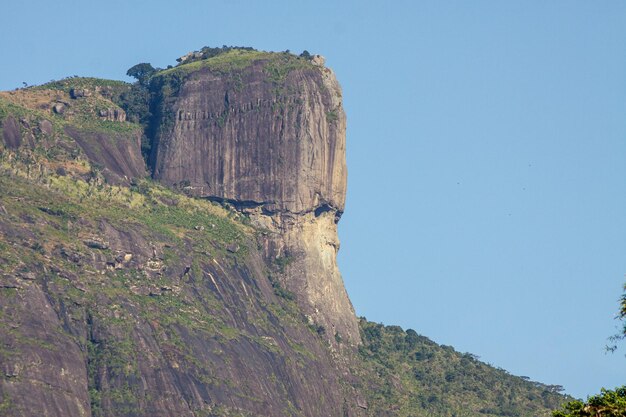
[126,63,155,85]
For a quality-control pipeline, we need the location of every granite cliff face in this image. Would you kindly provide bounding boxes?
[149,52,359,345]
[150,55,346,214]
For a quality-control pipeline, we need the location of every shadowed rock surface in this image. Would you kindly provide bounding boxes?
[64,126,146,184]
[1,116,21,149]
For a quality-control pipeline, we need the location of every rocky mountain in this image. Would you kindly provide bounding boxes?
[0,47,569,416]
[148,51,357,346]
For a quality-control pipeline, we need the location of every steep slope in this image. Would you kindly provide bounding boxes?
[0,173,354,416]
[0,83,359,415]
[355,321,569,416]
[0,48,570,417]
[0,80,145,185]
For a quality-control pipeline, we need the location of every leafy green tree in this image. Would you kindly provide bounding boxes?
[616,283,626,338]
[405,329,420,350]
[607,282,626,353]
[552,387,626,417]
[126,63,155,85]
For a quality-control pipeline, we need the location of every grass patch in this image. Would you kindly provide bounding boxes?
[157,49,274,77]
[1,83,142,138]
[34,77,130,94]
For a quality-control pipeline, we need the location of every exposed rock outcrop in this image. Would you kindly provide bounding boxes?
[150,53,359,345]
[1,116,22,149]
[97,108,126,122]
[69,88,92,99]
[0,87,145,185]
[150,57,346,215]
[0,175,359,417]
[64,126,145,184]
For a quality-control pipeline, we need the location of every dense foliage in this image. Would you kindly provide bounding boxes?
[552,387,626,417]
[356,319,569,416]
[125,63,156,85]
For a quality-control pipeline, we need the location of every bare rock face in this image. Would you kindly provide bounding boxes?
[150,54,360,345]
[0,187,362,417]
[97,108,126,122]
[63,126,145,185]
[252,209,359,345]
[1,116,22,149]
[151,58,346,214]
[69,88,93,99]
[0,278,91,417]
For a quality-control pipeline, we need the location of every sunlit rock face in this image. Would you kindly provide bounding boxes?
[150,54,359,345]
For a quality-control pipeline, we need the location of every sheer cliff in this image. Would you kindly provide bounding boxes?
[0,48,569,417]
[148,50,358,346]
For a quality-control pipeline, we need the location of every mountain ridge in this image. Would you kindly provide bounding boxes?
[0,47,570,416]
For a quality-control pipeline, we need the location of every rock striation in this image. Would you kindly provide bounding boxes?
[150,52,360,345]
[150,56,346,214]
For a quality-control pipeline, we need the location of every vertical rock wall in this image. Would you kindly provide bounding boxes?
[150,55,360,345]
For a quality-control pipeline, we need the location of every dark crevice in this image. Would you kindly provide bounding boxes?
[205,195,342,222]
[205,196,273,211]
[314,204,333,217]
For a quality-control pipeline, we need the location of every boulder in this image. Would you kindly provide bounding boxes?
[39,119,53,136]
[1,115,22,149]
[69,88,92,99]
[52,103,65,114]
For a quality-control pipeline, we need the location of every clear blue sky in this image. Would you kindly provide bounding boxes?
[2,0,625,399]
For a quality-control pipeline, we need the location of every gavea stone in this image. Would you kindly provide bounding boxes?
[150,55,360,344]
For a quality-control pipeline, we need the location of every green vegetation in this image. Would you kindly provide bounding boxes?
[268,274,295,301]
[273,254,293,273]
[35,76,130,93]
[1,80,143,138]
[87,336,140,415]
[326,109,339,124]
[356,319,569,416]
[263,53,316,85]
[126,63,156,85]
[156,48,315,79]
[0,393,13,415]
[176,45,257,63]
[158,49,273,77]
[552,387,626,417]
